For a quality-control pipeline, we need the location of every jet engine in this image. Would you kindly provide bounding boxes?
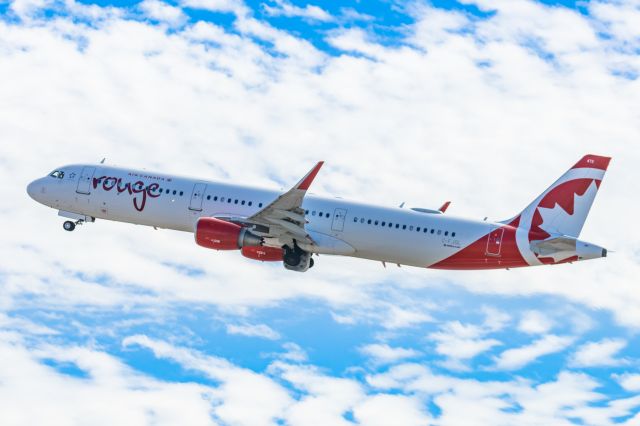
[241,246,283,261]
[195,217,262,250]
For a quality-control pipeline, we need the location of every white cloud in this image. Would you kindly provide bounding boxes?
[140,0,186,25]
[359,343,421,364]
[262,0,332,22]
[493,335,574,371]
[367,363,640,425]
[429,321,501,370]
[518,310,554,334]
[279,342,308,362]
[180,0,248,15]
[570,338,628,368]
[616,373,640,392]
[353,394,431,426]
[10,0,52,18]
[226,323,281,340]
[123,334,294,425]
[0,336,216,425]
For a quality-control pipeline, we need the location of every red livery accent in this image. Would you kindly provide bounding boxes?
[571,154,611,171]
[528,178,598,243]
[241,246,283,261]
[195,217,242,250]
[297,161,324,190]
[439,201,451,213]
[430,222,528,270]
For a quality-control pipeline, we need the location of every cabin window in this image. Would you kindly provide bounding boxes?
[367,219,372,224]
[172,190,177,195]
[374,220,379,225]
[402,225,407,230]
[424,228,428,233]
[395,224,400,229]
[360,218,365,223]
[381,221,386,226]
[417,227,421,232]
[445,231,449,236]
[228,198,232,203]
[388,223,392,228]
[179,191,184,196]
[452,232,456,237]
[248,201,252,206]
[234,199,238,204]
[214,196,218,201]
[409,226,414,231]
[437,230,442,235]
[354,217,358,222]
[305,210,309,215]
[206,195,211,200]
[241,200,245,205]
[259,203,263,207]
[312,211,316,216]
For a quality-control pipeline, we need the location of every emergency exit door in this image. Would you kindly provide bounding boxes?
[331,208,347,232]
[189,183,207,211]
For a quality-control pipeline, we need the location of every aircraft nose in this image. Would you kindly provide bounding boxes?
[27,179,40,201]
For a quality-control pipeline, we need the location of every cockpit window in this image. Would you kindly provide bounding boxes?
[49,170,65,179]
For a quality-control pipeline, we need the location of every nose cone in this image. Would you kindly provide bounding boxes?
[27,179,41,202]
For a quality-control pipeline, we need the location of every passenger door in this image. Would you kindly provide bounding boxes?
[486,227,504,256]
[76,166,96,195]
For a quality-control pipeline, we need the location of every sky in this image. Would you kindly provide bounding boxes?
[1,0,640,424]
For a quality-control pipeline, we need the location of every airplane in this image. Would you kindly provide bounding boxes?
[26,154,610,272]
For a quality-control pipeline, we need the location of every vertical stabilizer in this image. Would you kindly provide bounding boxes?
[504,154,610,239]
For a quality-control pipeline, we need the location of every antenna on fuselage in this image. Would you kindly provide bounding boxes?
[399,202,405,208]
[100,158,106,164]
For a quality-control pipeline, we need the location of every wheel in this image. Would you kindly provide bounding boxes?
[309,258,314,268]
[63,221,76,232]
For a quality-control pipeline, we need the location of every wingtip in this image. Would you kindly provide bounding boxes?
[297,161,324,190]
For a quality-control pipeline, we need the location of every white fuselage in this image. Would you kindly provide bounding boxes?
[27,164,497,268]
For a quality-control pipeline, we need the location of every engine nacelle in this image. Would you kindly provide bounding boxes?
[195,217,262,250]
[241,246,283,262]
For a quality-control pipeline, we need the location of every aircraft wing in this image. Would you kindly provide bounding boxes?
[244,161,324,245]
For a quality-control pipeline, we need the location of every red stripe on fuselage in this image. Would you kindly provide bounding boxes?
[429,217,528,270]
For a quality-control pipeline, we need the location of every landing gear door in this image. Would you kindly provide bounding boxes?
[189,183,207,211]
[76,166,96,195]
[486,227,504,256]
[331,208,347,232]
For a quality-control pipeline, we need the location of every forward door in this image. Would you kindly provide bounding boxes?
[76,166,96,194]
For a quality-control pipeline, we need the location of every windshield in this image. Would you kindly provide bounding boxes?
[49,170,65,179]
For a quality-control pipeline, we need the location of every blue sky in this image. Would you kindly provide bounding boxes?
[1,0,640,424]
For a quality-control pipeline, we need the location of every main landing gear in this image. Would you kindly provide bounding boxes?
[63,220,83,232]
[283,242,314,272]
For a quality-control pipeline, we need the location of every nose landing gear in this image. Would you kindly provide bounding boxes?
[63,220,83,232]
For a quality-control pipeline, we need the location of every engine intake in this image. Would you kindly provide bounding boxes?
[195,217,262,250]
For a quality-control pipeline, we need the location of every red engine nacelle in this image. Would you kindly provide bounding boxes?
[241,246,284,262]
[195,217,262,250]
